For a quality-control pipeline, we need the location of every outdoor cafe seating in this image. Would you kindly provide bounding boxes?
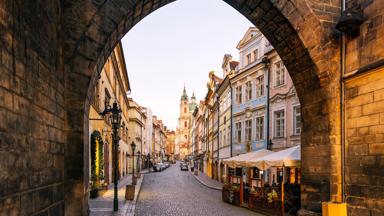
[222,146,301,216]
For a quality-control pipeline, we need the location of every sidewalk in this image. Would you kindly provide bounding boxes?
[89,171,146,216]
[190,169,223,191]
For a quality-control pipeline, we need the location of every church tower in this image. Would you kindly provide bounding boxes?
[176,85,192,159]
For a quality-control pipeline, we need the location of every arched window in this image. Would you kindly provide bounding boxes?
[184,121,187,128]
[184,107,187,113]
[184,135,187,140]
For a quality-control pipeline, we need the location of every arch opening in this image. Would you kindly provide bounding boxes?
[62,0,339,215]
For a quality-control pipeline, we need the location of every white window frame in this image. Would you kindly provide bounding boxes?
[253,49,259,62]
[293,105,301,135]
[235,122,242,143]
[255,116,264,141]
[274,61,286,87]
[223,128,226,147]
[273,109,285,138]
[245,119,252,142]
[246,53,251,65]
[227,126,231,146]
[256,75,264,97]
[246,81,252,101]
[236,85,242,104]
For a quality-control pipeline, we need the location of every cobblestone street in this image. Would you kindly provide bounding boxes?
[135,162,262,216]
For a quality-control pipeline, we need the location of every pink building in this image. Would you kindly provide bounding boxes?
[266,51,301,185]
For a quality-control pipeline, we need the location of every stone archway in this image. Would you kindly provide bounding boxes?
[62,1,343,214]
[4,0,376,215]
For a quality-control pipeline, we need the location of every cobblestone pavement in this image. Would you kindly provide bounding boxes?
[135,162,263,216]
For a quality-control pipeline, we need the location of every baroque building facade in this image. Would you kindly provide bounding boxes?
[190,27,301,185]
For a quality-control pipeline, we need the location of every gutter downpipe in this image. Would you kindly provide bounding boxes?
[262,56,271,150]
[340,0,346,203]
[217,95,220,173]
[230,82,233,157]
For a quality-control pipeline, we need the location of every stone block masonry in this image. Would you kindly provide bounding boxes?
[0,0,383,215]
[345,67,384,216]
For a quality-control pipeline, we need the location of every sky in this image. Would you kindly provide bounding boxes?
[121,0,253,130]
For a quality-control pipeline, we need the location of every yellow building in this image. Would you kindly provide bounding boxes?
[127,98,146,173]
[88,42,131,187]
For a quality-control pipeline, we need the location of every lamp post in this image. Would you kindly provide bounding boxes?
[130,142,136,185]
[147,153,151,173]
[99,101,122,212]
[137,151,141,177]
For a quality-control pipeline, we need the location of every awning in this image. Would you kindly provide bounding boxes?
[247,145,301,170]
[222,149,273,168]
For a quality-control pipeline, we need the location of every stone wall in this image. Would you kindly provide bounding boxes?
[0,0,383,215]
[0,0,65,215]
[345,67,384,216]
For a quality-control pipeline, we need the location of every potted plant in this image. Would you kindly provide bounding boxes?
[89,182,98,199]
[125,184,135,200]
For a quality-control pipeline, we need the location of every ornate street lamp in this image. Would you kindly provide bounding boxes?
[130,142,136,185]
[99,101,122,211]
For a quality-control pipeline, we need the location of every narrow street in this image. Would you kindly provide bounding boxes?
[135,162,262,216]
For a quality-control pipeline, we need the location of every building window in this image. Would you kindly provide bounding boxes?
[246,53,251,65]
[235,122,242,143]
[184,135,188,140]
[245,119,252,142]
[227,126,231,145]
[104,88,111,109]
[223,128,226,147]
[253,49,258,62]
[274,110,285,138]
[256,116,264,141]
[184,121,188,128]
[236,86,242,104]
[219,131,222,148]
[275,61,285,87]
[256,75,264,97]
[184,107,187,113]
[293,106,301,135]
[246,81,252,101]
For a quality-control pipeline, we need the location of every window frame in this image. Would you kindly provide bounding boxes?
[253,49,259,62]
[236,85,242,104]
[255,116,264,141]
[293,105,301,135]
[246,53,251,65]
[235,122,242,143]
[246,81,252,101]
[273,109,285,138]
[245,119,252,142]
[274,61,286,87]
[256,75,264,97]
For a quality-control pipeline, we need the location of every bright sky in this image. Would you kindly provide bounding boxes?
[122,0,253,129]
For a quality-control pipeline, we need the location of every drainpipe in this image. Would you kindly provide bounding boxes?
[230,82,233,157]
[340,0,346,203]
[217,95,220,169]
[262,56,271,150]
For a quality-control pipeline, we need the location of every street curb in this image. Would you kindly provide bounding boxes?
[123,174,145,216]
[132,174,145,216]
[189,170,222,191]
